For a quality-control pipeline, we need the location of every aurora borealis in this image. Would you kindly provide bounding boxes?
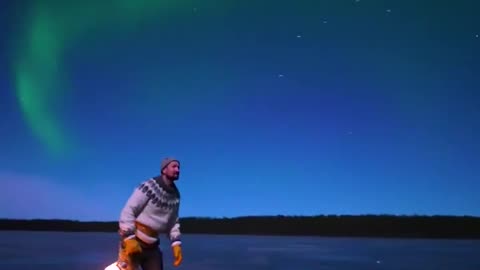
[10,0,204,157]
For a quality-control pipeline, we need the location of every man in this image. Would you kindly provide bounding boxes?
[115,157,183,270]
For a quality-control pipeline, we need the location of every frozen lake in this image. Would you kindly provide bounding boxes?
[0,231,479,269]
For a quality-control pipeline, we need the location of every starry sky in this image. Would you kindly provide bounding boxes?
[1,0,479,221]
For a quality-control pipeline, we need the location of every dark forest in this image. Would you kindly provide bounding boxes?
[1,215,479,239]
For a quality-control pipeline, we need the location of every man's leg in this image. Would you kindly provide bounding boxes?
[140,246,164,270]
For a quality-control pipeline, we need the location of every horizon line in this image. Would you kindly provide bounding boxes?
[1,213,480,222]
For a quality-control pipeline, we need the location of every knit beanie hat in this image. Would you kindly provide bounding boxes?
[161,157,179,173]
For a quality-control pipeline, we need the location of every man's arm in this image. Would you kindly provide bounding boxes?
[169,216,183,267]
[168,217,182,246]
[118,182,151,236]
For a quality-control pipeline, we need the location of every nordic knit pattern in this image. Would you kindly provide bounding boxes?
[119,176,181,247]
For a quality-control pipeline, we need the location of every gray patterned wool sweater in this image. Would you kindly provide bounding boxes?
[119,176,181,246]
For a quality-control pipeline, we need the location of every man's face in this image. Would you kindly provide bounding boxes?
[163,161,180,180]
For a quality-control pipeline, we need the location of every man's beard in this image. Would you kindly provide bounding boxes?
[168,174,179,181]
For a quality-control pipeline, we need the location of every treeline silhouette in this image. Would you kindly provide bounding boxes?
[1,215,479,239]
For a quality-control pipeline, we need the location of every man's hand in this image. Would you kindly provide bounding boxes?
[123,236,142,256]
[172,244,183,267]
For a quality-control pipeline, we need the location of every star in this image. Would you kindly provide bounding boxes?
[278,74,284,78]
[476,34,479,38]
[386,9,391,13]
[296,35,302,38]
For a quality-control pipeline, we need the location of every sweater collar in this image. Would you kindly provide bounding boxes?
[153,175,178,195]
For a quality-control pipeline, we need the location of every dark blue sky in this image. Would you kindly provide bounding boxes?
[1,0,479,221]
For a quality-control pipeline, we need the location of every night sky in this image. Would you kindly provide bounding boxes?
[1,0,479,221]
